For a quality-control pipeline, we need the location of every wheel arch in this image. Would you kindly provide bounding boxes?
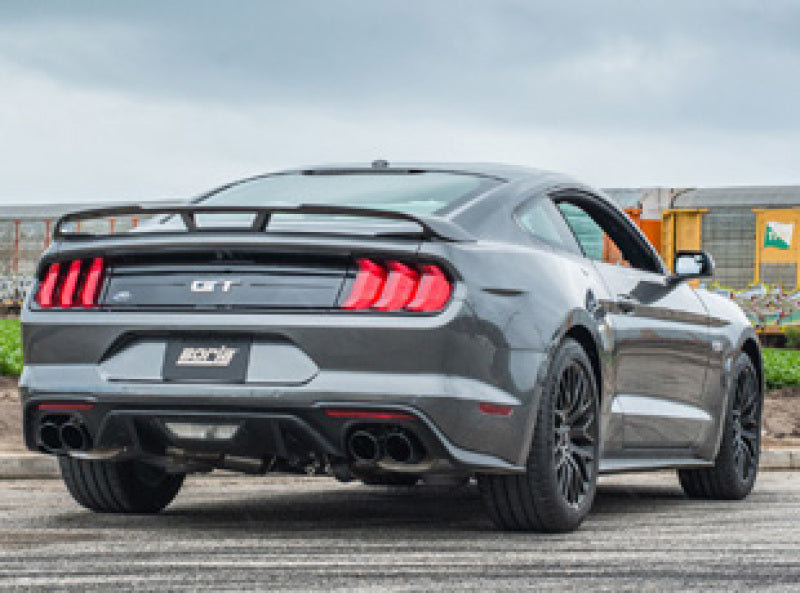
[564,324,602,402]
[741,337,763,396]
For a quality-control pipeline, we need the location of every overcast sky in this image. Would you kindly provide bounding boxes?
[0,1,799,204]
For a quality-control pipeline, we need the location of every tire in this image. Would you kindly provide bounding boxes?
[59,457,184,513]
[678,352,761,500]
[361,473,419,487]
[478,337,599,532]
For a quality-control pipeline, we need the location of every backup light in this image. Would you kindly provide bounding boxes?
[164,422,240,441]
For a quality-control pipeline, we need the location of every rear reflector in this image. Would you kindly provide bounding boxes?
[343,259,452,312]
[36,257,105,309]
[37,403,95,411]
[478,403,514,416]
[324,409,415,421]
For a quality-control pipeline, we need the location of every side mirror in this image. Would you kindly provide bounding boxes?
[669,251,714,285]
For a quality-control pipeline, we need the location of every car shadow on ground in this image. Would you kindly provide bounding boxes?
[48,478,692,535]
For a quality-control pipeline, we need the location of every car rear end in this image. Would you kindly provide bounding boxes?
[20,169,532,482]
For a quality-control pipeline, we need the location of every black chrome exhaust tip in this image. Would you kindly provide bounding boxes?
[348,430,381,462]
[384,431,421,464]
[59,421,90,452]
[38,422,62,452]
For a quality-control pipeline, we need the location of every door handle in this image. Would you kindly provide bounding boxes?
[616,294,637,313]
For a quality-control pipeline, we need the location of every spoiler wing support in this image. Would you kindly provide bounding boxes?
[52,203,475,242]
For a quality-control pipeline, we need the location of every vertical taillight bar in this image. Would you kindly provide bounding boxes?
[342,259,387,309]
[373,262,420,311]
[36,263,61,307]
[59,260,83,307]
[80,258,104,307]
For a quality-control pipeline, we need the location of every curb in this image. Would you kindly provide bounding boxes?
[0,453,59,479]
[0,449,799,479]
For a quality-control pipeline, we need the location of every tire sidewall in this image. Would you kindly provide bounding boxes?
[715,352,762,498]
[527,338,599,528]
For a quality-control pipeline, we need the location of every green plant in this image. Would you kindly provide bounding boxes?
[762,348,800,390]
[784,326,800,349]
[0,318,22,376]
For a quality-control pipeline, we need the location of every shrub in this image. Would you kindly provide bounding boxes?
[762,348,800,390]
[0,319,22,376]
[784,326,800,350]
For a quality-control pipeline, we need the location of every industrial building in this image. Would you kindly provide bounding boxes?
[1,187,799,308]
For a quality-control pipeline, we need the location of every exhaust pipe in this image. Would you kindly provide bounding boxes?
[59,421,90,452]
[385,431,421,464]
[348,430,381,463]
[38,422,62,451]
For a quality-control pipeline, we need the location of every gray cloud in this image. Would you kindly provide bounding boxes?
[0,1,799,203]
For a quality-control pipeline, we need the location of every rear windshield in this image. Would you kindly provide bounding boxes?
[198,171,498,215]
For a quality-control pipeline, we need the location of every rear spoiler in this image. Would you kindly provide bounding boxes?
[52,203,475,242]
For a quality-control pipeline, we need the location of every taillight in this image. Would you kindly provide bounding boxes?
[342,259,452,312]
[35,258,105,309]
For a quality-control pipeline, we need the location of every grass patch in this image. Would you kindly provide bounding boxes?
[763,348,800,390]
[0,319,22,377]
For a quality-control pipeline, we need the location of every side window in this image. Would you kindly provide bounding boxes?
[554,197,661,273]
[557,202,631,267]
[517,198,582,255]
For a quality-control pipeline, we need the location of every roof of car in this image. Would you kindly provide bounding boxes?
[280,161,564,183]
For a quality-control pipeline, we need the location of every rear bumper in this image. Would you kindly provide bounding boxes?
[21,303,548,473]
[20,355,547,473]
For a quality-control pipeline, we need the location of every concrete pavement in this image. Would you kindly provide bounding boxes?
[1,472,800,591]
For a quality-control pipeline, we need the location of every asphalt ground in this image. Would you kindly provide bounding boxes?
[1,471,799,592]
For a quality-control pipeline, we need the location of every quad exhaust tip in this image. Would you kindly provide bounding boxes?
[38,422,62,451]
[348,430,381,463]
[347,428,424,464]
[60,421,90,451]
[37,417,91,452]
[384,431,420,464]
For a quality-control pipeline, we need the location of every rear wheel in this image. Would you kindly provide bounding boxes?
[59,457,184,513]
[678,352,761,500]
[478,338,599,532]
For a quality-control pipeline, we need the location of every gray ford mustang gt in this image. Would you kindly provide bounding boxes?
[20,162,762,532]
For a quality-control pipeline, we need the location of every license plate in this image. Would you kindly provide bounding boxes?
[163,338,250,383]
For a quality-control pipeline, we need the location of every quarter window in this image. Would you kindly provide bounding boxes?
[517,198,582,255]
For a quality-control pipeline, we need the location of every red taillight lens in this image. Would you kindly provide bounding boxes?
[406,264,451,312]
[373,261,420,311]
[36,258,105,309]
[80,258,105,307]
[342,259,452,312]
[36,263,61,307]
[59,259,83,307]
[342,259,387,309]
